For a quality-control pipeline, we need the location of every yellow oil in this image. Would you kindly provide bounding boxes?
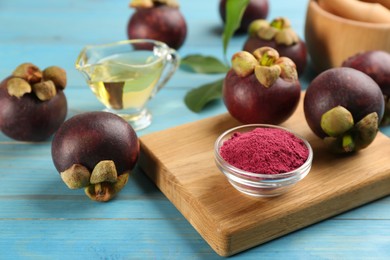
[87,52,164,110]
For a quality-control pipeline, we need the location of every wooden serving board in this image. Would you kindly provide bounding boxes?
[138,94,390,257]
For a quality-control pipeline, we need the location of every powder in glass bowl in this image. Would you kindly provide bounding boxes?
[219,127,309,174]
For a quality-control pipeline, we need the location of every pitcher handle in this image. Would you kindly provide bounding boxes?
[152,48,180,97]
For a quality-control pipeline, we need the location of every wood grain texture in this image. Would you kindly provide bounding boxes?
[139,93,390,256]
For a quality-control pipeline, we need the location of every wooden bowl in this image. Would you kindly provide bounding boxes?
[304,0,390,72]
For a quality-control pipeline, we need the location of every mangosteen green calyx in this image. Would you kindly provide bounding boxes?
[304,67,384,153]
[223,46,301,125]
[51,111,140,202]
[243,17,307,75]
[127,0,187,50]
[0,63,67,141]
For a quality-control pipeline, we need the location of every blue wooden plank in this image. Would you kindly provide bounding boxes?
[0,197,182,220]
[335,196,390,220]
[0,219,214,260]
[0,219,389,259]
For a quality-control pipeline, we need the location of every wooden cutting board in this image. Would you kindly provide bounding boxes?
[138,94,390,256]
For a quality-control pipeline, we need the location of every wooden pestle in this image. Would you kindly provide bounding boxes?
[318,0,390,24]
[359,0,390,10]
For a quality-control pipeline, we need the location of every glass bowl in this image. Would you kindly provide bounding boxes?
[214,124,313,197]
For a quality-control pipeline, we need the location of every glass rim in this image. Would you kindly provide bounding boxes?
[75,39,171,70]
[80,39,169,50]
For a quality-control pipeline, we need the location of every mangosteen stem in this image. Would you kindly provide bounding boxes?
[270,18,286,30]
[92,182,112,202]
[342,134,355,152]
[252,47,285,88]
[85,172,130,202]
[259,51,277,66]
[94,183,104,196]
[85,182,115,202]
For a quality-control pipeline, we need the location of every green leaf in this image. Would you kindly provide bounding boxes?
[180,55,230,74]
[184,78,224,113]
[222,0,250,58]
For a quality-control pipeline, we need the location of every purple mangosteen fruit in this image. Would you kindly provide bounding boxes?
[304,67,384,153]
[219,0,269,33]
[127,0,187,50]
[342,50,390,125]
[51,111,139,202]
[243,17,307,76]
[223,47,301,125]
[0,63,67,142]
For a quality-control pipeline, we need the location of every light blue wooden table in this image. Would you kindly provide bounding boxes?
[1,0,389,259]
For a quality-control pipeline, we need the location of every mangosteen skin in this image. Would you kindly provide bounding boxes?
[219,0,269,33]
[342,50,390,96]
[0,77,67,142]
[127,5,187,50]
[243,37,307,76]
[223,69,301,125]
[51,111,139,175]
[304,67,384,138]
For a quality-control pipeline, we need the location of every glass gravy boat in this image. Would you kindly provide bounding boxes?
[75,39,179,131]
